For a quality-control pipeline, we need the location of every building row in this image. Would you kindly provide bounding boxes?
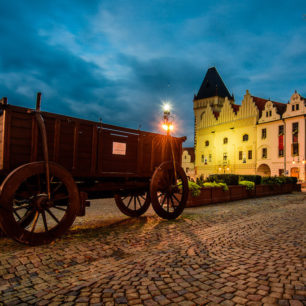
[182,67,306,182]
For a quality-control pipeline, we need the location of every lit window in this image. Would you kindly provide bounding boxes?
[262,128,266,139]
[242,134,248,141]
[223,137,228,144]
[262,148,267,159]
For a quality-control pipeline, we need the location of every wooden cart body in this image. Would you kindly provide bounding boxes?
[0,103,183,184]
[0,98,188,245]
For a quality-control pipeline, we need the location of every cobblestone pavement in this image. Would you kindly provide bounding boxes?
[0,193,305,305]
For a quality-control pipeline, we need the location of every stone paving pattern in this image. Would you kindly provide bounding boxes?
[0,192,305,305]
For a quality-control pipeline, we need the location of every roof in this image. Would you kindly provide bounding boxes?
[183,147,195,163]
[231,104,240,114]
[252,96,286,116]
[194,67,233,100]
[213,111,220,119]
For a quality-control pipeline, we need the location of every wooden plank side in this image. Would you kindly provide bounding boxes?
[0,112,4,169]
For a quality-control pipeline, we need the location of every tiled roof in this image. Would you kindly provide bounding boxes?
[231,104,240,114]
[213,111,220,119]
[183,147,195,163]
[194,67,233,100]
[252,96,286,116]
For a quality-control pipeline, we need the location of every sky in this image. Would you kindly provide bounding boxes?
[0,0,305,146]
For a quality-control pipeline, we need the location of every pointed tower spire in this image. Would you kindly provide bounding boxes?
[194,67,232,100]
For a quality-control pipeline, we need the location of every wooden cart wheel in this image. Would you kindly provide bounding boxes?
[114,191,151,217]
[150,161,189,220]
[0,161,79,245]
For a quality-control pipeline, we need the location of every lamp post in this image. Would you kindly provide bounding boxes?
[162,103,174,136]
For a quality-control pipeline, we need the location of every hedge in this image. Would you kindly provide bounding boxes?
[239,175,262,185]
[207,174,239,186]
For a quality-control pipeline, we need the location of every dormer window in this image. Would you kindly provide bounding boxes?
[242,134,249,142]
[292,105,295,111]
[296,104,299,111]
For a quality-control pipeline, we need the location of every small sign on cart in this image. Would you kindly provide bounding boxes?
[112,142,126,155]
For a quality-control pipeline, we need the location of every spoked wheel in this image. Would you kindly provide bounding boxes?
[114,191,151,217]
[0,162,79,245]
[150,161,189,220]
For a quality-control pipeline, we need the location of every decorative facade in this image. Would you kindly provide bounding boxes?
[191,67,306,181]
[182,147,195,179]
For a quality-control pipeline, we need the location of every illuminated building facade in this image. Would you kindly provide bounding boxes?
[192,67,306,181]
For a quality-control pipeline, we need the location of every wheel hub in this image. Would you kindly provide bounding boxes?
[34,195,53,212]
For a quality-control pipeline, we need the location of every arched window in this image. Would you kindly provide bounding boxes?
[223,137,228,144]
[242,134,249,142]
[205,140,209,147]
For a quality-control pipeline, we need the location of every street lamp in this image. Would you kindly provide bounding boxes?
[162,103,174,136]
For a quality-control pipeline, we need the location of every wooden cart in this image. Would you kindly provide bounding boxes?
[0,95,188,245]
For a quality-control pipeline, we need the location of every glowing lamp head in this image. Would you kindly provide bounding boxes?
[163,103,171,112]
[169,124,174,131]
[162,124,168,131]
[292,161,296,164]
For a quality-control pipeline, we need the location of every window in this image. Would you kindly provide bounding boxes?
[201,154,204,163]
[296,104,299,110]
[223,137,228,144]
[262,148,267,159]
[292,105,295,111]
[279,149,284,157]
[269,110,272,116]
[209,154,212,162]
[262,128,266,139]
[248,150,252,160]
[186,167,189,173]
[279,169,284,176]
[223,153,227,161]
[292,122,298,139]
[239,151,243,160]
[278,125,284,136]
[266,111,268,117]
[242,134,249,142]
[292,143,299,156]
[205,140,209,147]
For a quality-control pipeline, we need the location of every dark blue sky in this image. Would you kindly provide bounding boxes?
[1,0,305,146]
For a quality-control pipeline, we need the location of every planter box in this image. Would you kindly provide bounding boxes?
[281,183,294,193]
[187,187,212,207]
[246,189,256,198]
[211,187,230,203]
[229,185,247,201]
[255,185,271,197]
[269,184,282,195]
[293,184,301,192]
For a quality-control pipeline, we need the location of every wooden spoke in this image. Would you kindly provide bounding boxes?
[52,206,67,212]
[126,196,133,208]
[52,182,63,195]
[45,208,60,224]
[30,211,39,233]
[13,210,21,220]
[41,210,48,231]
[14,204,31,211]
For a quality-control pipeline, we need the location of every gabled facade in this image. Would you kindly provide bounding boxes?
[192,67,306,181]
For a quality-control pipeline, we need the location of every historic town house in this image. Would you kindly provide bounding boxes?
[186,67,306,181]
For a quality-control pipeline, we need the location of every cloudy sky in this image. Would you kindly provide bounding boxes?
[0,0,305,146]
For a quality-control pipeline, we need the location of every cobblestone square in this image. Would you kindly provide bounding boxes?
[0,192,305,305]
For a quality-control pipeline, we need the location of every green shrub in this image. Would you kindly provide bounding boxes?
[203,181,229,191]
[188,181,201,197]
[239,180,255,191]
[196,174,205,187]
[261,176,298,185]
[207,174,239,186]
[239,175,262,185]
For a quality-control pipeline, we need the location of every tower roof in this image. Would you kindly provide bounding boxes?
[194,67,233,100]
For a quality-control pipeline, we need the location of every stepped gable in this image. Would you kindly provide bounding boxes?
[183,147,195,162]
[195,67,233,100]
[252,96,286,116]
